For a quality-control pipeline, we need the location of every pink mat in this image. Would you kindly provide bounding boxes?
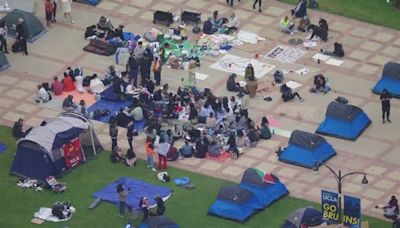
[257,116,281,127]
[58,90,97,106]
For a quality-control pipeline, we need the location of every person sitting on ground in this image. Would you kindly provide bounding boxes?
[226,133,239,158]
[180,140,194,158]
[113,25,124,41]
[194,136,208,159]
[97,16,114,33]
[51,76,64,96]
[225,13,239,34]
[312,74,330,94]
[36,84,50,103]
[63,72,76,92]
[297,16,311,32]
[208,140,223,157]
[321,42,344,58]
[12,118,27,139]
[291,0,307,18]
[154,196,165,216]
[280,83,304,102]
[62,95,77,111]
[236,130,250,150]
[89,74,105,94]
[258,116,272,139]
[280,16,295,34]
[246,75,258,98]
[212,10,224,28]
[206,112,217,135]
[309,18,328,42]
[76,100,87,117]
[75,73,84,93]
[203,17,218,35]
[247,125,260,147]
[125,148,137,167]
[110,146,124,163]
[226,73,240,92]
[172,124,183,141]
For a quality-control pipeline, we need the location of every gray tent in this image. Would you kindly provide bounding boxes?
[282,207,323,228]
[382,62,400,79]
[0,52,10,71]
[288,130,324,151]
[0,9,46,43]
[217,185,253,203]
[326,101,363,122]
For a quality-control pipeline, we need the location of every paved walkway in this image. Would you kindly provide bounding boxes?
[1,0,400,220]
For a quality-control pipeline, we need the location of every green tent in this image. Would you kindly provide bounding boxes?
[0,52,10,71]
[0,9,46,43]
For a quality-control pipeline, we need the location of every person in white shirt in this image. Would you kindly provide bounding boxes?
[226,13,239,34]
[0,21,8,54]
[156,138,170,170]
[89,74,105,94]
[36,84,50,103]
[75,74,84,93]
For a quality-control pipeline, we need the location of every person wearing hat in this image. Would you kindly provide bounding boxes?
[16,18,28,55]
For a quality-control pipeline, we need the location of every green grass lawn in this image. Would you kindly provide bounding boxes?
[280,0,400,30]
[0,126,391,227]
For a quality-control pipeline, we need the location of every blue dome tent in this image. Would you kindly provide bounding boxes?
[373,62,400,98]
[316,102,371,141]
[279,130,336,168]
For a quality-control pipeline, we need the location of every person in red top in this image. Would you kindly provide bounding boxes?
[145,137,156,171]
[63,72,75,92]
[45,0,54,27]
[51,76,63,95]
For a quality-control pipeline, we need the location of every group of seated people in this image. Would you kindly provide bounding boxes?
[203,10,239,35]
[85,16,125,41]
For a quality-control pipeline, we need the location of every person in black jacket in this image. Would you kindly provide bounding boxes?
[226,73,240,92]
[292,0,307,18]
[16,18,28,55]
[322,42,344,58]
[381,89,392,124]
[12,119,26,139]
[127,53,139,87]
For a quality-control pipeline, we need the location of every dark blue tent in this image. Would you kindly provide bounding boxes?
[239,168,289,208]
[282,207,323,228]
[208,185,258,223]
[373,62,400,98]
[139,215,180,228]
[279,130,336,168]
[316,102,371,141]
[75,0,102,6]
[92,177,173,210]
[10,113,102,181]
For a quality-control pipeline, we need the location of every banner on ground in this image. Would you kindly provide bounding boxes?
[321,190,339,224]
[343,195,362,228]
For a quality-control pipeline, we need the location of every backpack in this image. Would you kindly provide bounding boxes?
[335,96,348,104]
[167,146,179,161]
[273,70,284,83]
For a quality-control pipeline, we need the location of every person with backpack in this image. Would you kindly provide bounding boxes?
[280,83,304,102]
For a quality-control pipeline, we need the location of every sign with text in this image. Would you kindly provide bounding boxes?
[343,195,361,228]
[321,190,339,224]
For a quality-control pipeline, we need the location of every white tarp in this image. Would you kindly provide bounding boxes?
[210,54,275,79]
[237,30,265,44]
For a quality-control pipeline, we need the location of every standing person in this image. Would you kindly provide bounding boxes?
[139,197,149,222]
[45,0,54,27]
[145,136,157,171]
[156,138,170,170]
[244,64,255,81]
[381,89,392,124]
[126,121,135,150]
[16,18,28,55]
[60,0,74,24]
[126,53,139,87]
[253,0,262,13]
[109,121,118,151]
[226,0,240,7]
[152,56,162,86]
[0,21,9,54]
[116,184,132,217]
[51,0,57,23]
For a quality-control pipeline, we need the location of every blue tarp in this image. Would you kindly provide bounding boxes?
[0,143,6,153]
[76,0,101,6]
[372,77,400,98]
[92,177,173,210]
[87,99,131,123]
[316,112,371,141]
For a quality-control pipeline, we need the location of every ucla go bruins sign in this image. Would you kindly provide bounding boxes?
[321,190,362,227]
[321,190,339,223]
